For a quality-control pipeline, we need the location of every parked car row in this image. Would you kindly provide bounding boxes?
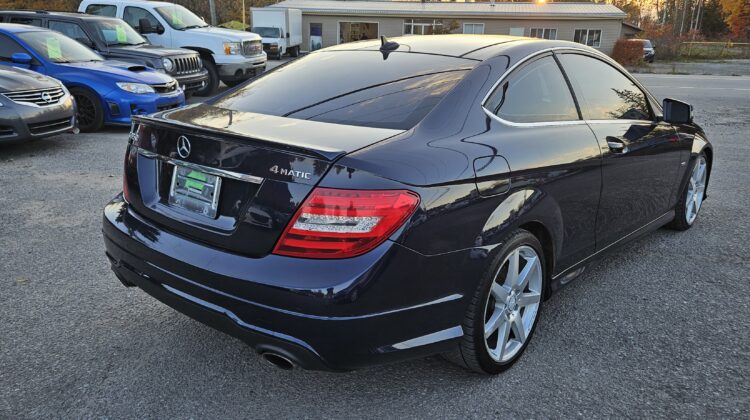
[0,1,269,140]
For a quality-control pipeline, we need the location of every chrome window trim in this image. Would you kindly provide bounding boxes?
[135,147,264,184]
[482,107,586,128]
[481,46,659,128]
[481,47,587,128]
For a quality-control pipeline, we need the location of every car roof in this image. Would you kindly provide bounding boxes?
[0,10,117,21]
[321,34,597,61]
[81,0,174,6]
[0,23,46,33]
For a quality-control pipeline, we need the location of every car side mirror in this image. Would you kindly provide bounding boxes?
[286,32,290,38]
[139,18,155,34]
[156,24,165,35]
[11,52,32,65]
[663,98,692,124]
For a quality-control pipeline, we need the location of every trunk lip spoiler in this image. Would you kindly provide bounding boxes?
[132,109,405,162]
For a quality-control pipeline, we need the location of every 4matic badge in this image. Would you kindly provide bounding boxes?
[269,165,311,180]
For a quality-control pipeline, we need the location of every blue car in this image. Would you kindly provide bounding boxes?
[0,23,184,132]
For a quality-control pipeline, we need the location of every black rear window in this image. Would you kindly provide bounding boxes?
[213,51,475,130]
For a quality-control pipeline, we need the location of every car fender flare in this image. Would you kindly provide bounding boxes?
[181,47,215,63]
[477,188,564,268]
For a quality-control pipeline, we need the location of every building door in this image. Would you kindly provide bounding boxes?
[339,22,378,44]
[310,23,323,51]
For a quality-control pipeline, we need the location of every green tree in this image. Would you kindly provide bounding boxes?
[701,0,730,38]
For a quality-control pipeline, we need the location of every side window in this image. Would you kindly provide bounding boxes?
[0,34,29,61]
[485,56,579,124]
[558,54,651,121]
[49,21,93,46]
[9,17,42,27]
[123,7,159,31]
[85,4,117,17]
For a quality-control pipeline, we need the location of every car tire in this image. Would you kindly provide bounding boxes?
[668,152,708,231]
[70,87,104,133]
[194,59,219,97]
[444,229,546,374]
[222,78,247,88]
[290,46,299,58]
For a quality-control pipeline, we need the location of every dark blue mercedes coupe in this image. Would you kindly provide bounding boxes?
[103,35,712,374]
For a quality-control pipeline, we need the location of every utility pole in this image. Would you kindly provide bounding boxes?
[208,0,217,26]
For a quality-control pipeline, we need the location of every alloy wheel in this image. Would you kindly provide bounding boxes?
[483,245,543,363]
[686,156,707,225]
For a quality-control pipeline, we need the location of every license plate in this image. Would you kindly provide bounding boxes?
[168,164,222,218]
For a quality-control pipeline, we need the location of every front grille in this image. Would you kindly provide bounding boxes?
[0,126,15,136]
[28,118,71,135]
[4,87,66,107]
[152,81,179,94]
[157,102,180,112]
[173,55,202,75]
[242,40,262,56]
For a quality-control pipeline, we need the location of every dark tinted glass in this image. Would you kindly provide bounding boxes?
[9,17,41,26]
[213,51,476,129]
[0,34,28,61]
[123,7,159,31]
[485,56,578,123]
[558,54,651,121]
[49,21,92,45]
[85,4,117,17]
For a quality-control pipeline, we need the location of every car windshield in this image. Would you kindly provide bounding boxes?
[155,5,208,30]
[92,19,147,46]
[641,40,653,48]
[18,30,103,63]
[252,27,281,38]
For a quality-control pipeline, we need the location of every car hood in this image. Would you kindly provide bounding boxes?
[261,37,282,44]
[0,66,60,93]
[58,60,175,84]
[185,26,260,42]
[109,44,198,59]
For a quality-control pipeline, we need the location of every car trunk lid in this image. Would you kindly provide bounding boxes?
[125,104,403,257]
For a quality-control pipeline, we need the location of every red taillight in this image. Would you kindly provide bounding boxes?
[273,188,420,259]
[122,148,134,203]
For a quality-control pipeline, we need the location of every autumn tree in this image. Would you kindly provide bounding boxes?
[719,0,750,38]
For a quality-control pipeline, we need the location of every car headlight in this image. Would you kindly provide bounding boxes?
[116,82,155,94]
[162,58,174,72]
[224,42,241,55]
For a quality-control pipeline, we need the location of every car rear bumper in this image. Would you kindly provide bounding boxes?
[0,96,75,143]
[102,197,481,371]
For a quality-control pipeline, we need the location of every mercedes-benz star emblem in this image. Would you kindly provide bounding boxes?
[177,135,191,159]
[40,91,52,103]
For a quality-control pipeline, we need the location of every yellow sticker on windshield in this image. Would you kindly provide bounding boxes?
[172,13,183,26]
[116,25,127,42]
[46,37,62,60]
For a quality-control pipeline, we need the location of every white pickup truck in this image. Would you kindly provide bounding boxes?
[79,0,266,96]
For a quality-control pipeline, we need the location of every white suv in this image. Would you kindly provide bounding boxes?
[79,0,266,96]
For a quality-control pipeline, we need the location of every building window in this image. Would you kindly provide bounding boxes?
[463,23,484,35]
[403,19,443,35]
[529,28,557,40]
[573,29,602,48]
[339,22,378,43]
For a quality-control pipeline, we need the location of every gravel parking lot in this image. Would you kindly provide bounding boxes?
[1,74,748,418]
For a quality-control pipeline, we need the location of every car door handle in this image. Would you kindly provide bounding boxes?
[606,137,628,154]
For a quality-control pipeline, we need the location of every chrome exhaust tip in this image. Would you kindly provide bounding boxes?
[261,352,295,370]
